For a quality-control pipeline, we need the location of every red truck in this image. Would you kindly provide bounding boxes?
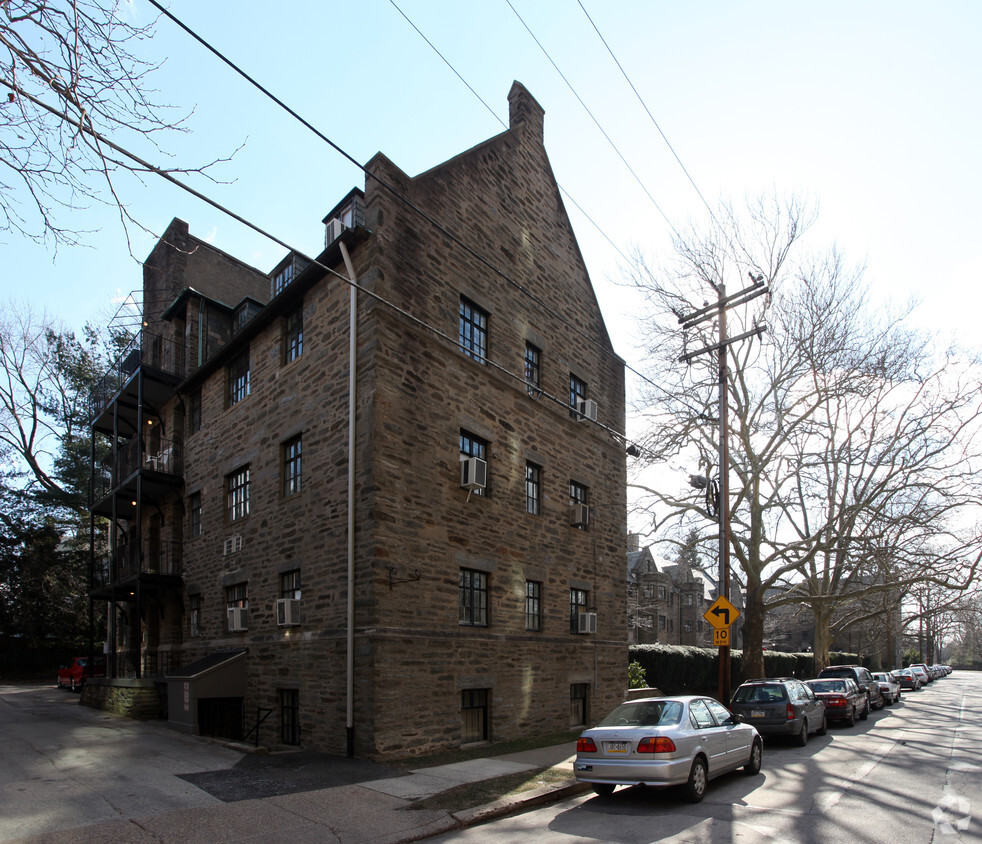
[56,656,105,691]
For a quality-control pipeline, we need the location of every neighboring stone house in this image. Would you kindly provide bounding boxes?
[87,82,627,759]
[627,542,711,647]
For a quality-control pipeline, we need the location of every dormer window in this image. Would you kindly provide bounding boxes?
[322,189,365,247]
[272,255,311,297]
[234,300,262,332]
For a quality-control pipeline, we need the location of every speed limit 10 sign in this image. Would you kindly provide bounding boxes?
[713,628,730,647]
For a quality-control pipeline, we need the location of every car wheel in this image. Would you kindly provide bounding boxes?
[859,697,869,721]
[682,757,708,803]
[795,719,809,747]
[70,677,76,692]
[845,706,856,727]
[817,712,828,736]
[744,739,763,776]
[591,783,615,797]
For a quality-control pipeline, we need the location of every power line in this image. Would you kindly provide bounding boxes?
[143,0,663,396]
[387,0,635,269]
[576,0,720,231]
[504,0,682,243]
[387,0,503,129]
[2,75,637,448]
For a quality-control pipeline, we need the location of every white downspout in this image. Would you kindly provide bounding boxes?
[340,241,358,758]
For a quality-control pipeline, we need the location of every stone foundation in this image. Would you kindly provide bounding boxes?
[81,678,164,720]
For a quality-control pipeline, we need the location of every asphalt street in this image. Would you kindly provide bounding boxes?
[426,670,982,843]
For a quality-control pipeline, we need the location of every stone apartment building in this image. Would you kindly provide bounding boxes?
[627,544,712,647]
[87,82,627,758]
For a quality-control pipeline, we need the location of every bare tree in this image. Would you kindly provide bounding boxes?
[629,195,982,678]
[0,1,229,249]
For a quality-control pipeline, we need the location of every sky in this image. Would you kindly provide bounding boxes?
[6,2,982,472]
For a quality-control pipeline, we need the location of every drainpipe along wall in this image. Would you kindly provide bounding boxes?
[340,241,358,758]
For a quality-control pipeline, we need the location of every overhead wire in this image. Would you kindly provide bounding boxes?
[575,0,720,233]
[504,0,683,243]
[143,0,664,396]
[386,0,636,270]
[145,0,656,388]
[0,75,637,447]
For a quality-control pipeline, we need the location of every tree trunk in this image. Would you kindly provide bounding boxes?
[812,605,834,674]
[741,576,765,679]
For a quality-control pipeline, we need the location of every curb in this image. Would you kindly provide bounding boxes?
[451,779,591,828]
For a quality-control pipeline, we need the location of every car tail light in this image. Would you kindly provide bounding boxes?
[637,736,676,754]
[827,696,845,708]
[576,737,598,753]
[787,703,796,720]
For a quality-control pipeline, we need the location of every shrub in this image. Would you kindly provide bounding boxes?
[627,660,647,689]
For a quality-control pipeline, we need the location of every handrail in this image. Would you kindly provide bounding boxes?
[89,329,186,421]
[243,707,275,748]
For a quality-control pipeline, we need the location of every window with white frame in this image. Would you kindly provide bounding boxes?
[460,430,488,496]
[280,569,301,600]
[570,588,588,633]
[569,480,589,530]
[524,342,541,391]
[458,297,488,363]
[459,568,488,627]
[227,466,250,521]
[569,374,586,419]
[228,349,250,406]
[526,580,541,631]
[283,435,302,496]
[189,491,201,538]
[189,594,202,637]
[225,582,248,610]
[525,462,541,514]
[284,307,303,363]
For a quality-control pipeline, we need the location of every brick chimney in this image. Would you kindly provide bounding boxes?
[508,81,544,144]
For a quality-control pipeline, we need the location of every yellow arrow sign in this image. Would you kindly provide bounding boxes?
[704,595,740,630]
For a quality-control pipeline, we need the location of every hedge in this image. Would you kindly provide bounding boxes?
[629,644,865,698]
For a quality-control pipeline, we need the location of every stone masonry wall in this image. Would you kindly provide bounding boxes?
[168,82,627,759]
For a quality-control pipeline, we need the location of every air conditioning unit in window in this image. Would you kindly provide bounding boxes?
[576,398,598,422]
[578,612,598,634]
[324,217,347,246]
[460,456,488,491]
[276,598,301,627]
[223,535,243,556]
[570,504,590,527]
[227,606,248,632]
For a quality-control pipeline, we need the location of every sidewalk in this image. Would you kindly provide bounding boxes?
[9,742,586,843]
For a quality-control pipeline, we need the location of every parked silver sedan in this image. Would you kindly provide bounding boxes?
[573,696,763,802]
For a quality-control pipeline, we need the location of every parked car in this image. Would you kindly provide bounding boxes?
[573,695,763,802]
[816,665,885,711]
[729,678,827,746]
[872,671,901,705]
[56,656,105,691]
[804,677,867,726]
[908,664,931,685]
[893,668,922,691]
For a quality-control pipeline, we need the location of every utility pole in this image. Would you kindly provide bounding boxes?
[679,274,768,704]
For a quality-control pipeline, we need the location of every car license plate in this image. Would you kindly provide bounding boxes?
[606,741,629,753]
[751,710,765,718]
